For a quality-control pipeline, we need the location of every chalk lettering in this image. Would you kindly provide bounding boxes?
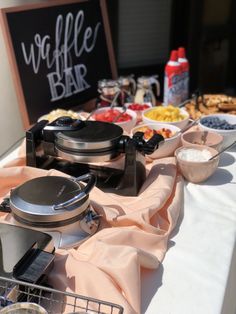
[21,10,100,101]
[47,72,65,101]
[47,63,90,101]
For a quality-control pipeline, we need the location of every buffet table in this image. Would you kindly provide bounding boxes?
[144,146,236,314]
[0,144,236,314]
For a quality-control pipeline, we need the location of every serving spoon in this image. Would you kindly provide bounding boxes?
[112,106,128,123]
[85,90,121,121]
[209,140,236,160]
[178,118,200,134]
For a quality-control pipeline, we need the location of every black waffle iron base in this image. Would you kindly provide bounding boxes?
[26,117,164,196]
[0,223,54,304]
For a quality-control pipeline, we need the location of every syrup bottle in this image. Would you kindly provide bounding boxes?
[134,76,160,106]
[97,79,120,107]
[117,75,136,105]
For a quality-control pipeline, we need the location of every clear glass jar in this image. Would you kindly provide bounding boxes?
[97,79,120,107]
[117,75,136,105]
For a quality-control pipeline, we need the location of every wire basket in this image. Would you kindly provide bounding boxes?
[0,276,123,314]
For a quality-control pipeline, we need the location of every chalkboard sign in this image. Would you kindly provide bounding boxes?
[0,0,117,129]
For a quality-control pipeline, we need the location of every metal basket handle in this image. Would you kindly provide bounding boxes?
[53,173,96,210]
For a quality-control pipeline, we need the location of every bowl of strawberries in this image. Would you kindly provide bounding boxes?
[125,102,152,122]
[92,107,137,133]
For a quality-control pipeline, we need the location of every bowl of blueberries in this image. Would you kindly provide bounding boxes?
[199,114,236,149]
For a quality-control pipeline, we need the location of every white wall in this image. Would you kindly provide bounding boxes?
[0,0,48,156]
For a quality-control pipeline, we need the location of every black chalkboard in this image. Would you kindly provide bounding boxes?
[0,0,117,129]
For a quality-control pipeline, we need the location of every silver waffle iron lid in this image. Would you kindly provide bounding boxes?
[8,173,100,249]
[9,174,96,226]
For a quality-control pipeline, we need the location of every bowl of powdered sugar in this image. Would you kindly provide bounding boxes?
[175,145,219,183]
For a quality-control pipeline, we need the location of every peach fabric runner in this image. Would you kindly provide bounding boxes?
[0,143,183,314]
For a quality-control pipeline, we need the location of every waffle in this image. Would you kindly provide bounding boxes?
[184,94,236,119]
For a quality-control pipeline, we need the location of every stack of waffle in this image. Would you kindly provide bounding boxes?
[184,94,236,120]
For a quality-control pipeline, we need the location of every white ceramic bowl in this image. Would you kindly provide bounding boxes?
[142,106,189,129]
[175,145,219,183]
[181,130,224,152]
[131,122,181,159]
[199,114,236,149]
[91,106,137,133]
[124,102,152,122]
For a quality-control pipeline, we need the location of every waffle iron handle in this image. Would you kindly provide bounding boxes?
[132,131,164,155]
[143,133,164,155]
[53,173,96,210]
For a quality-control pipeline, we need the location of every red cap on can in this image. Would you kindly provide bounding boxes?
[169,50,178,61]
[178,47,186,58]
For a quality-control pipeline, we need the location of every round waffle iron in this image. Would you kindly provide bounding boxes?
[27,117,164,196]
[8,173,100,249]
[53,120,124,162]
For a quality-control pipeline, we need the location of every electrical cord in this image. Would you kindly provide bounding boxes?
[0,136,25,161]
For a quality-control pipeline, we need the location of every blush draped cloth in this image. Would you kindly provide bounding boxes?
[0,144,183,314]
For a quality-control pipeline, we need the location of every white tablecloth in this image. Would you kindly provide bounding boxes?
[143,147,236,314]
[1,146,236,314]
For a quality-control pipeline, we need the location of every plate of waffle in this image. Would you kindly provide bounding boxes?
[184,94,236,120]
[38,108,83,123]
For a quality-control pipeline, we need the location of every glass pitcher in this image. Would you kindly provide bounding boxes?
[97,79,120,107]
[117,75,136,105]
[134,75,160,106]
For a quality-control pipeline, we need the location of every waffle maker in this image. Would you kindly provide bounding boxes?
[0,223,54,305]
[0,173,99,249]
[26,117,164,196]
